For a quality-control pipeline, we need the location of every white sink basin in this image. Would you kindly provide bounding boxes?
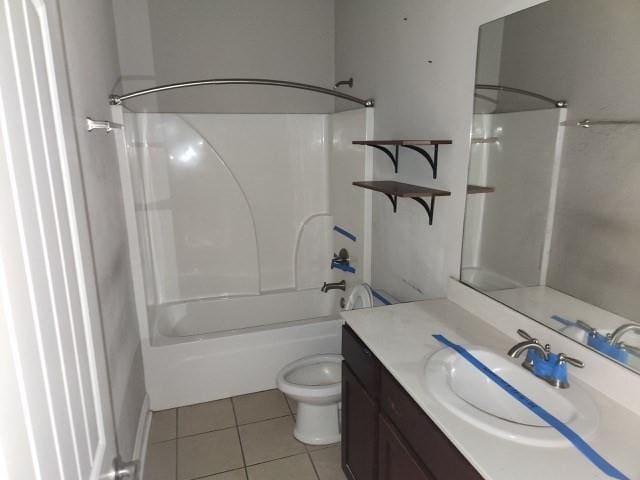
[425,346,599,447]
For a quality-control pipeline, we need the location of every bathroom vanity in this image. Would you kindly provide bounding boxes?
[342,323,481,479]
[340,293,640,480]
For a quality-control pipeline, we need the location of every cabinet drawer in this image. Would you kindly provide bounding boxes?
[342,325,380,398]
[380,369,482,480]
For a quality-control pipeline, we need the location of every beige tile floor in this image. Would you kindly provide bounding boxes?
[144,389,346,480]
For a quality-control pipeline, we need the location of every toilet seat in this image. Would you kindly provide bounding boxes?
[344,283,373,310]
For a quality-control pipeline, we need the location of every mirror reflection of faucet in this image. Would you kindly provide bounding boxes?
[582,320,639,364]
[552,316,640,366]
[508,329,583,388]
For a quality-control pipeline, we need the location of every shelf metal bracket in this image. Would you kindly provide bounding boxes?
[370,145,399,173]
[383,193,398,212]
[382,194,435,225]
[411,196,436,225]
[401,145,439,179]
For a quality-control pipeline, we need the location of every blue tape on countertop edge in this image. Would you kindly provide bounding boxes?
[371,289,392,306]
[550,314,575,327]
[432,334,629,480]
[333,225,357,242]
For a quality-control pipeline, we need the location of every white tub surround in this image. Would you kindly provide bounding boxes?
[114,106,371,409]
[341,298,640,479]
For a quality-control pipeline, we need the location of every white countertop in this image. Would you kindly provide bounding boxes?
[341,299,640,480]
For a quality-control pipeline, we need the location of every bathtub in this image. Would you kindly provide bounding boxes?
[144,289,343,409]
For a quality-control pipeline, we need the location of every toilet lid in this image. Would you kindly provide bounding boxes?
[345,283,373,310]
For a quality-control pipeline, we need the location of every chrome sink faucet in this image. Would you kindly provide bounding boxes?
[508,330,583,388]
[321,280,346,293]
[609,323,640,353]
[507,330,550,363]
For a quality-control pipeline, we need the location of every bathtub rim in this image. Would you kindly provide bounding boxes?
[149,310,342,347]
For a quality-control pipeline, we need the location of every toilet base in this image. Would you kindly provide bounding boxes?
[293,402,341,445]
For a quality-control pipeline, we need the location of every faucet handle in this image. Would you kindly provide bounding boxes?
[576,320,596,334]
[517,329,534,341]
[557,353,584,368]
[618,342,640,356]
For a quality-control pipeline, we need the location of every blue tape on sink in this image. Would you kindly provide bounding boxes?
[432,334,629,480]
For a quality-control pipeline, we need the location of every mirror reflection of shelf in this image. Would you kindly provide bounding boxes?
[467,185,495,194]
[352,180,450,225]
[471,137,499,144]
[352,139,452,178]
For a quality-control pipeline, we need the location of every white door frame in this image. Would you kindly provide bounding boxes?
[0,0,122,478]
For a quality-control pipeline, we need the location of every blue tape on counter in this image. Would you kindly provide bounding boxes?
[333,225,356,242]
[432,334,629,480]
[550,314,574,327]
[371,289,391,306]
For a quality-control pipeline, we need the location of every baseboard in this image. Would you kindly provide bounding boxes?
[132,394,151,479]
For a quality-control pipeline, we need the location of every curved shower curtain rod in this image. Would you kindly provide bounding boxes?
[109,78,375,108]
[475,84,568,108]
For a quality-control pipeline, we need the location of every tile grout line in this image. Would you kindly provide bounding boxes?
[189,466,246,480]
[150,413,293,446]
[284,395,295,417]
[244,451,317,469]
[175,408,179,480]
[230,397,249,475]
[307,450,322,480]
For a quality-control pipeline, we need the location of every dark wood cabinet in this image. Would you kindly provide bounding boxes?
[342,325,483,480]
[378,415,433,480]
[380,369,482,480]
[342,363,378,480]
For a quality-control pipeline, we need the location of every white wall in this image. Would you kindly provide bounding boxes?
[114,0,336,113]
[334,0,549,301]
[58,0,146,461]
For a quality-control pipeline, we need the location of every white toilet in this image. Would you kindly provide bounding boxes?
[276,353,343,445]
[276,284,398,445]
[345,282,398,310]
[344,283,374,309]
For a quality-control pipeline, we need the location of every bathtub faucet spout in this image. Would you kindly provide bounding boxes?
[321,280,346,293]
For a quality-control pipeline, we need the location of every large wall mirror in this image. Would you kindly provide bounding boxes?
[462,0,640,373]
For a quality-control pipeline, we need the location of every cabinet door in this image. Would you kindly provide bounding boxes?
[380,369,482,479]
[342,363,378,480]
[378,415,433,480]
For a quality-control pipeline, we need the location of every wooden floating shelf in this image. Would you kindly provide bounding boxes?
[353,181,451,225]
[467,185,495,194]
[352,139,452,178]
